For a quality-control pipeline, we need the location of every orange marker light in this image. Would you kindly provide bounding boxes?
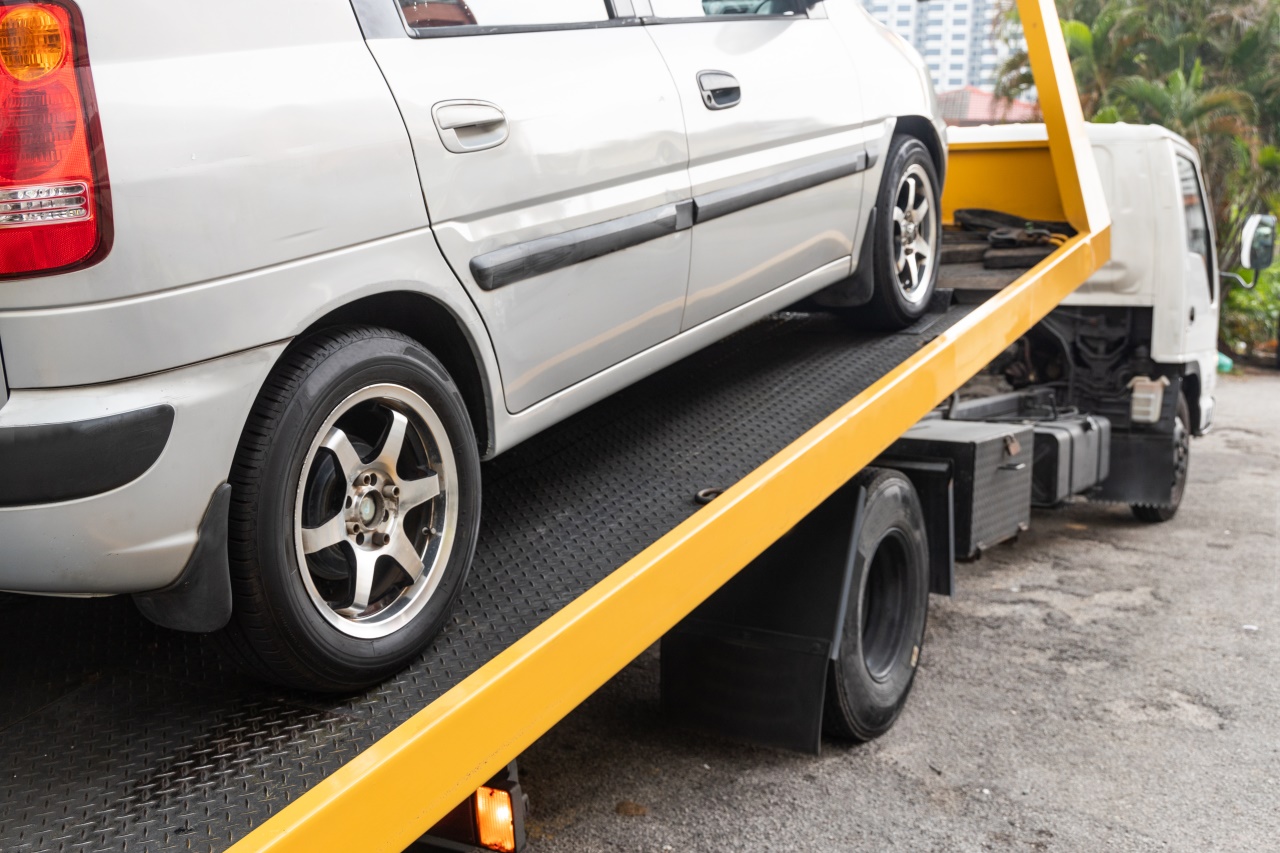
[474,786,516,853]
[0,6,67,82]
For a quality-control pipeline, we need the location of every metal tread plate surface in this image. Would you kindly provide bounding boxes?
[0,299,973,853]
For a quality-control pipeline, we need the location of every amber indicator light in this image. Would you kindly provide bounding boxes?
[474,786,516,852]
[0,5,65,82]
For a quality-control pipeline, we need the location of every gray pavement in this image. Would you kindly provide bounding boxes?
[519,371,1280,852]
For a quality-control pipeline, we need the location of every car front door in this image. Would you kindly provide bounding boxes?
[367,0,692,413]
[640,0,873,330]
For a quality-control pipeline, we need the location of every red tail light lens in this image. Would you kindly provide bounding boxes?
[0,1,109,278]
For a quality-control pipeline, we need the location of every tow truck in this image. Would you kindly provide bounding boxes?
[4,2,1260,851]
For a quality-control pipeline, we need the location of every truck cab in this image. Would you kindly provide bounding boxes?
[951,122,1222,436]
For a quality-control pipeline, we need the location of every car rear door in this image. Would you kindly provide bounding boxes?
[640,0,873,329]
[366,0,692,413]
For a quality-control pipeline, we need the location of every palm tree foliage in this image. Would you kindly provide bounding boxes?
[994,1,1280,350]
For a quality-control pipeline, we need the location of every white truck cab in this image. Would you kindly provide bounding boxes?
[952,122,1226,436]
[949,121,1275,523]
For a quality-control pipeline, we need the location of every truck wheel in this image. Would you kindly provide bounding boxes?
[824,468,930,742]
[862,136,942,330]
[1131,393,1191,524]
[221,326,481,692]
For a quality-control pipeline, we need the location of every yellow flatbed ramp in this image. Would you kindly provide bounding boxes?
[0,3,1108,851]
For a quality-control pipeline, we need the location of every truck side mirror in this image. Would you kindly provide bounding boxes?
[1242,213,1277,271]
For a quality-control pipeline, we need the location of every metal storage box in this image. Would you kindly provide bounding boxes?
[887,420,1034,559]
[1032,415,1112,507]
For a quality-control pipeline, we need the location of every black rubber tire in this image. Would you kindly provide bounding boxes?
[219,326,481,692]
[824,468,931,742]
[859,135,943,330]
[1131,393,1191,524]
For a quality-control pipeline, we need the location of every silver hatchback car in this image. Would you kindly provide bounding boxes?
[0,0,944,690]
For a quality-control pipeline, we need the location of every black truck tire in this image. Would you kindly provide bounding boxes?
[824,468,931,742]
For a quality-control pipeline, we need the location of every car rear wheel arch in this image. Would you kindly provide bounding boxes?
[296,291,494,458]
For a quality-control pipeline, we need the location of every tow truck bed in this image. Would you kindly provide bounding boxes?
[0,4,1114,848]
[1,300,974,853]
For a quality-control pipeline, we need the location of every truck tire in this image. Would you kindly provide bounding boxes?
[860,136,942,330]
[824,468,930,742]
[220,326,481,692]
[1131,393,1191,524]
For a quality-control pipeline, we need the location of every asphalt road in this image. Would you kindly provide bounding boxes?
[519,371,1280,852]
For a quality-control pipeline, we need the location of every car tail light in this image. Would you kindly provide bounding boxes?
[0,1,110,278]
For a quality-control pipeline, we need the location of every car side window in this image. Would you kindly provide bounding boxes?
[1176,155,1214,301]
[648,0,806,19]
[398,0,611,31]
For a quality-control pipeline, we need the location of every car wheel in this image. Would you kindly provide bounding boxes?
[1131,393,1191,524]
[862,135,942,330]
[220,326,481,692]
[823,468,930,742]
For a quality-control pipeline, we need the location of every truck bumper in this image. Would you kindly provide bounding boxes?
[0,343,285,594]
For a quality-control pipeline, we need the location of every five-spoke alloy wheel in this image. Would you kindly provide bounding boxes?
[862,135,943,329]
[891,162,938,308]
[296,384,458,639]
[221,327,481,692]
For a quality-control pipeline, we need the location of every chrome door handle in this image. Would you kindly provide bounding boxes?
[697,70,741,110]
[432,100,508,153]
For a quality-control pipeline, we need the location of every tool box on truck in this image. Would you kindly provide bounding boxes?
[1031,415,1112,507]
[887,420,1035,559]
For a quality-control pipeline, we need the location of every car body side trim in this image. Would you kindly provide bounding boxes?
[693,150,869,224]
[470,200,694,291]
[470,150,872,292]
[0,404,174,507]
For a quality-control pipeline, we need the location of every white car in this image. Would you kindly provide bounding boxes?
[0,0,945,690]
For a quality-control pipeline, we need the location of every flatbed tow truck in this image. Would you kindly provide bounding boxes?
[0,3,1118,851]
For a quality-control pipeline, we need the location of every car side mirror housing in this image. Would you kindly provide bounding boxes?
[1242,213,1277,271]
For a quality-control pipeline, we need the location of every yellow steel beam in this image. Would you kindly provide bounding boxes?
[230,2,1111,850]
[1019,0,1111,236]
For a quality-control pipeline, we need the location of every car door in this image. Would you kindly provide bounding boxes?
[1174,153,1219,379]
[640,0,873,330]
[367,0,692,413]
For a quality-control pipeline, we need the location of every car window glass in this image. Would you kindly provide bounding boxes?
[1176,155,1214,299]
[398,0,611,30]
[649,0,805,18]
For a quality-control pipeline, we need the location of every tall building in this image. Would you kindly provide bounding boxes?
[861,1,1020,93]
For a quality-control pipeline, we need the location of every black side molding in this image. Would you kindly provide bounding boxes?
[470,148,874,291]
[134,484,234,634]
[0,404,174,507]
[693,150,869,224]
[471,200,695,291]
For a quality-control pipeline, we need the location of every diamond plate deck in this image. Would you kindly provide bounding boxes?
[0,300,972,853]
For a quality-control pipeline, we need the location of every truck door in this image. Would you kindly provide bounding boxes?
[1175,153,1219,406]
[367,1,692,413]
[641,0,872,330]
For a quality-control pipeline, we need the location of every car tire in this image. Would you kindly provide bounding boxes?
[860,135,943,330]
[1131,393,1191,524]
[823,467,930,742]
[220,326,481,692]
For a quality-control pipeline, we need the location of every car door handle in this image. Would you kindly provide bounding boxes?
[697,70,741,110]
[432,100,508,153]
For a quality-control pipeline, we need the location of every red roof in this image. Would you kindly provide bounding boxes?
[938,87,1039,126]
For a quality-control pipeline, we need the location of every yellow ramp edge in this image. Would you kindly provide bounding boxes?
[231,1,1111,850]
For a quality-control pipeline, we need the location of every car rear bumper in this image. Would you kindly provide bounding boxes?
[0,342,285,594]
